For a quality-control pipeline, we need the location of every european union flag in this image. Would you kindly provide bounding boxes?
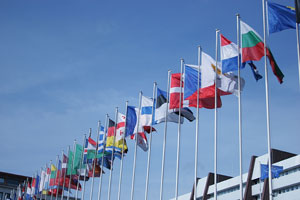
[260,164,284,180]
[268,2,296,34]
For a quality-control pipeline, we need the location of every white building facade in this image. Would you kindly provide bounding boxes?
[173,149,300,200]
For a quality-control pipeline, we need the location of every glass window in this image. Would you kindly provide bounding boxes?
[0,192,3,200]
[0,178,4,184]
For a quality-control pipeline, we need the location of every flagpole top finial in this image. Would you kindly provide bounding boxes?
[168,69,172,72]
[180,58,184,61]
[216,29,220,32]
[236,13,240,17]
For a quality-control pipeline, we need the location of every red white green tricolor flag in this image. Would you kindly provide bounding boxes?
[241,20,284,83]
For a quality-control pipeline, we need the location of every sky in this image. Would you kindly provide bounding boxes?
[0,0,299,199]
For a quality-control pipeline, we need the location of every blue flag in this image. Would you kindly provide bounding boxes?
[260,164,283,180]
[268,2,296,34]
[125,106,137,137]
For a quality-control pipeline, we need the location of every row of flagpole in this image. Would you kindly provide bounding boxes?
[19,2,300,200]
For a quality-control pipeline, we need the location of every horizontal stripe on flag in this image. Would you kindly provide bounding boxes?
[141,106,152,115]
[170,87,182,93]
[221,43,238,60]
[222,56,238,73]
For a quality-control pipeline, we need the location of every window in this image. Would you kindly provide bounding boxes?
[0,178,4,184]
[0,192,3,200]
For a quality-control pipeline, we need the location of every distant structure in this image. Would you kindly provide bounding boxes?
[172,149,300,200]
[0,171,31,200]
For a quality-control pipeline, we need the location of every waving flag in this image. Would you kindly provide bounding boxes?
[260,164,283,180]
[154,88,195,124]
[106,118,128,159]
[220,33,239,73]
[26,183,31,200]
[221,33,262,81]
[241,20,284,83]
[140,95,154,126]
[98,126,105,155]
[84,137,97,162]
[268,2,296,34]
[125,105,154,151]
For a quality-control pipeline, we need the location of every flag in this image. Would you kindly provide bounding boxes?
[49,164,57,188]
[125,106,152,151]
[98,126,105,155]
[220,33,240,73]
[97,155,113,170]
[221,33,263,81]
[106,119,128,159]
[61,154,68,176]
[25,183,31,200]
[241,20,284,83]
[39,170,46,193]
[67,144,83,175]
[154,88,194,124]
[30,176,39,196]
[84,137,97,163]
[296,0,300,23]
[43,167,51,191]
[268,2,296,34]
[248,61,263,81]
[260,164,283,180]
[140,95,154,126]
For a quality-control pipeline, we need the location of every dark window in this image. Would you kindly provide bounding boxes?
[0,192,3,200]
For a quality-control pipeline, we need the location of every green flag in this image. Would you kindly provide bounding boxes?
[67,144,84,175]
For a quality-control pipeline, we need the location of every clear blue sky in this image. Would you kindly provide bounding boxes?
[0,0,299,199]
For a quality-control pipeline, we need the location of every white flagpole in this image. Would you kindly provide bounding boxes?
[108,108,118,200]
[117,102,128,200]
[82,129,92,200]
[175,58,184,200]
[296,22,300,88]
[236,14,243,200]
[263,0,273,199]
[214,29,220,200]
[75,134,86,200]
[55,155,61,200]
[130,91,143,200]
[98,114,109,200]
[144,82,157,200]
[89,122,101,200]
[51,155,59,200]
[159,70,171,200]
[67,140,77,200]
[60,149,67,200]
[194,46,202,200]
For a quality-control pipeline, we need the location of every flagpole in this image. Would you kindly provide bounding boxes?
[51,155,59,200]
[89,122,101,200]
[55,155,61,200]
[175,58,184,200]
[117,102,128,200]
[130,91,143,200]
[296,22,300,88]
[67,140,77,200]
[82,129,92,200]
[193,46,202,200]
[108,108,118,200]
[144,82,157,200]
[236,13,243,200]
[214,29,220,200]
[39,166,44,199]
[98,114,109,200]
[60,150,67,200]
[159,70,171,200]
[262,0,273,199]
[46,161,51,200]
[75,134,86,200]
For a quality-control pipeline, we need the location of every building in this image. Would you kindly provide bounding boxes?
[173,149,300,200]
[0,171,31,200]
